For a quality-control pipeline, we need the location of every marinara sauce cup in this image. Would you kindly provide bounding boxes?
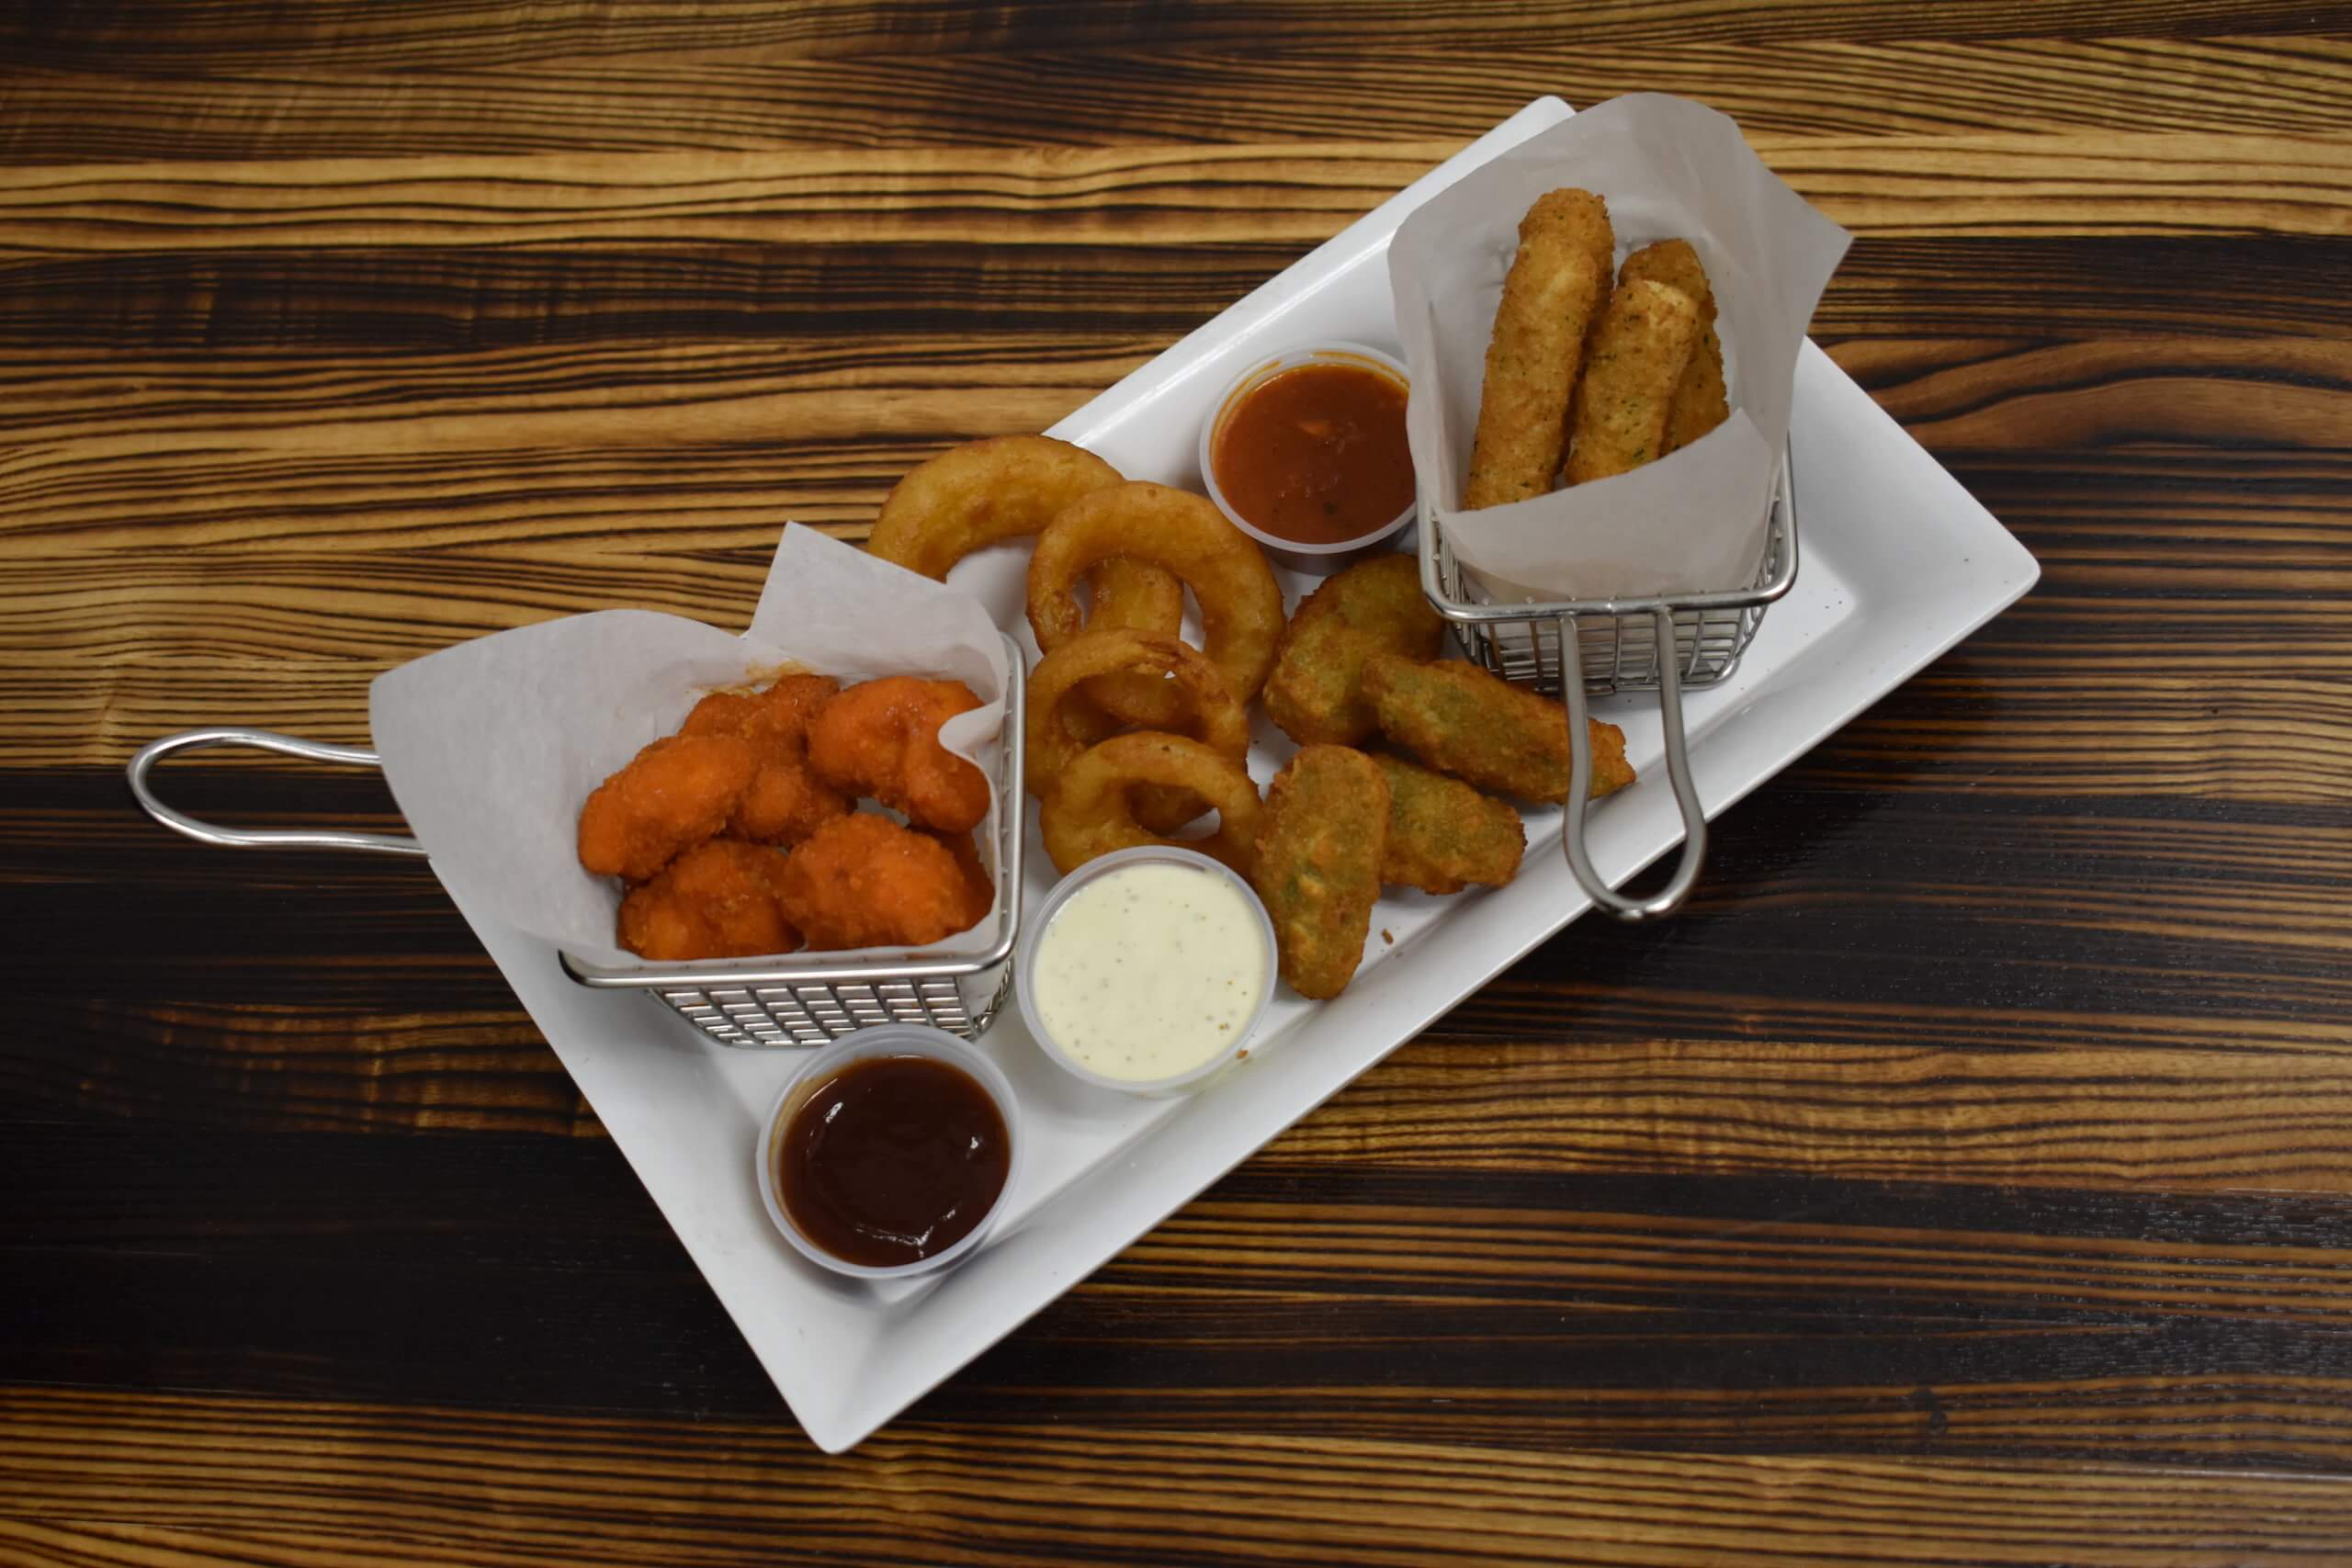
[1198,341,1418,576]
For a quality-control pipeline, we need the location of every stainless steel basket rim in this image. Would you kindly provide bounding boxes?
[1420,446,1798,625]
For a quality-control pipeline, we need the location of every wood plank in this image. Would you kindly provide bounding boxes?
[7,1405,2352,1568]
[1,133,2346,259]
[10,2,2352,74]
[16,1126,2352,1458]
[12,768,2352,1163]
[4,236,2346,353]
[8,37,2352,164]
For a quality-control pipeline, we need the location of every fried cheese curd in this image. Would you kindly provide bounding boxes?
[577,732,759,883]
[680,673,849,847]
[806,675,991,834]
[778,813,993,952]
[616,838,799,962]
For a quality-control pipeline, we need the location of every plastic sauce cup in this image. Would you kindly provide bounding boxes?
[1015,845,1277,1097]
[756,1023,1023,1281]
[1198,340,1418,576]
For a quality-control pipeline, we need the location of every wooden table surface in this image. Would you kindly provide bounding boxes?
[7,3,2352,1562]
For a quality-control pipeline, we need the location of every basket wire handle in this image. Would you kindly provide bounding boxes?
[127,727,427,858]
[1559,609,1707,921]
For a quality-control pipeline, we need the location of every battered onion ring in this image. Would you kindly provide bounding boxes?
[1040,732,1263,878]
[1028,481,1284,723]
[866,434,1182,650]
[1025,625,1250,827]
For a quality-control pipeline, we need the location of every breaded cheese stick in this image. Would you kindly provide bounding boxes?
[1560,277,1702,485]
[1462,188,1613,509]
[1620,239,1729,454]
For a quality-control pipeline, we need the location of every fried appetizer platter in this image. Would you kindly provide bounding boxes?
[1463,189,1732,506]
[577,671,999,962]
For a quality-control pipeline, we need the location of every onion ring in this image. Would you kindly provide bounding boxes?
[1039,732,1263,878]
[866,434,1182,650]
[1025,627,1248,830]
[1028,480,1284,723]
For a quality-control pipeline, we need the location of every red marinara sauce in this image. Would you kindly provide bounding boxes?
[1210,361,1415,547]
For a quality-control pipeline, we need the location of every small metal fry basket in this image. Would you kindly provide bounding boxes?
[127,639,1027,1049]
[1419,450,1798,921]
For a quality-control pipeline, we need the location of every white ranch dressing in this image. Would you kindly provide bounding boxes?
[1029,862,1267,1082]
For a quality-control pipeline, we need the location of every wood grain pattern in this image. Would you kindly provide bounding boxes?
[6,1,2352,1562]
[13,1389,2352,1567]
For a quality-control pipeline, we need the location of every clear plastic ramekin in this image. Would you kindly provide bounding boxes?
[756,1022,1023,1281]
[1014,845,1277,1097]
[1197,340,1417,576]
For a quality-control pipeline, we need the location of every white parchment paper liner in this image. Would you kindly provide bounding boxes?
[368,524,1012,967]
[1390,94,1851,603]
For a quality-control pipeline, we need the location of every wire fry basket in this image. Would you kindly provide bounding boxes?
[127,638,1027,1049]
[1418,449,1798,920]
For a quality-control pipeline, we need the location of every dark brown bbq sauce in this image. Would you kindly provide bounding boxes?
[775,1055,1011,1268]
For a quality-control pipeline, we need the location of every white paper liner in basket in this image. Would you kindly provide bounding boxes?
[1389,93,1849,604]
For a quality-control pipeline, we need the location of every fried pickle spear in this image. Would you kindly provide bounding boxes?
[1463,188,1614,509]
[807,676,991,834]
[577,732,758,883]
[1361,654,1634,806]
[1561,277,1702,486]
[1619,239,1729,455]
[778,813,992,952]
[1263,552,1446,746]
[1250,746,1390,1000]
[682,674,849,847]
[617,838,799,962]
[1373,753,1525,895]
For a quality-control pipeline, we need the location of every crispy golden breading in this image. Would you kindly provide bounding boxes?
[866,435,1182,728]
[576,732,758,883]
[616,838,799,961]
[1037,731,1263,877]
[928,826,998,926]
[778,813,991,952]
[1029,480,1287,712]
[682,674,850,846]
[1562,278,1703,486]
[1463,188,1614,509]
[1263,552,1447,747]
[1250,746,1390,1000]
[1361,654,1634,806]
[1372,753,1525,895]
[1619,240,1728,455]
[807,676,991,834]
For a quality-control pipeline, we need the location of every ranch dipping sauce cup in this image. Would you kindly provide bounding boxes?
[1016,846,1276,1097]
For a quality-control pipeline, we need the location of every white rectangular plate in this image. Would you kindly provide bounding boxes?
[441,98,2039,1453]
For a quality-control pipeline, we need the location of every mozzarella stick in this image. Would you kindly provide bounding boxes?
[1560,277,1702,486]
[1462,188,1613,509]
[1620,239,1729,454]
